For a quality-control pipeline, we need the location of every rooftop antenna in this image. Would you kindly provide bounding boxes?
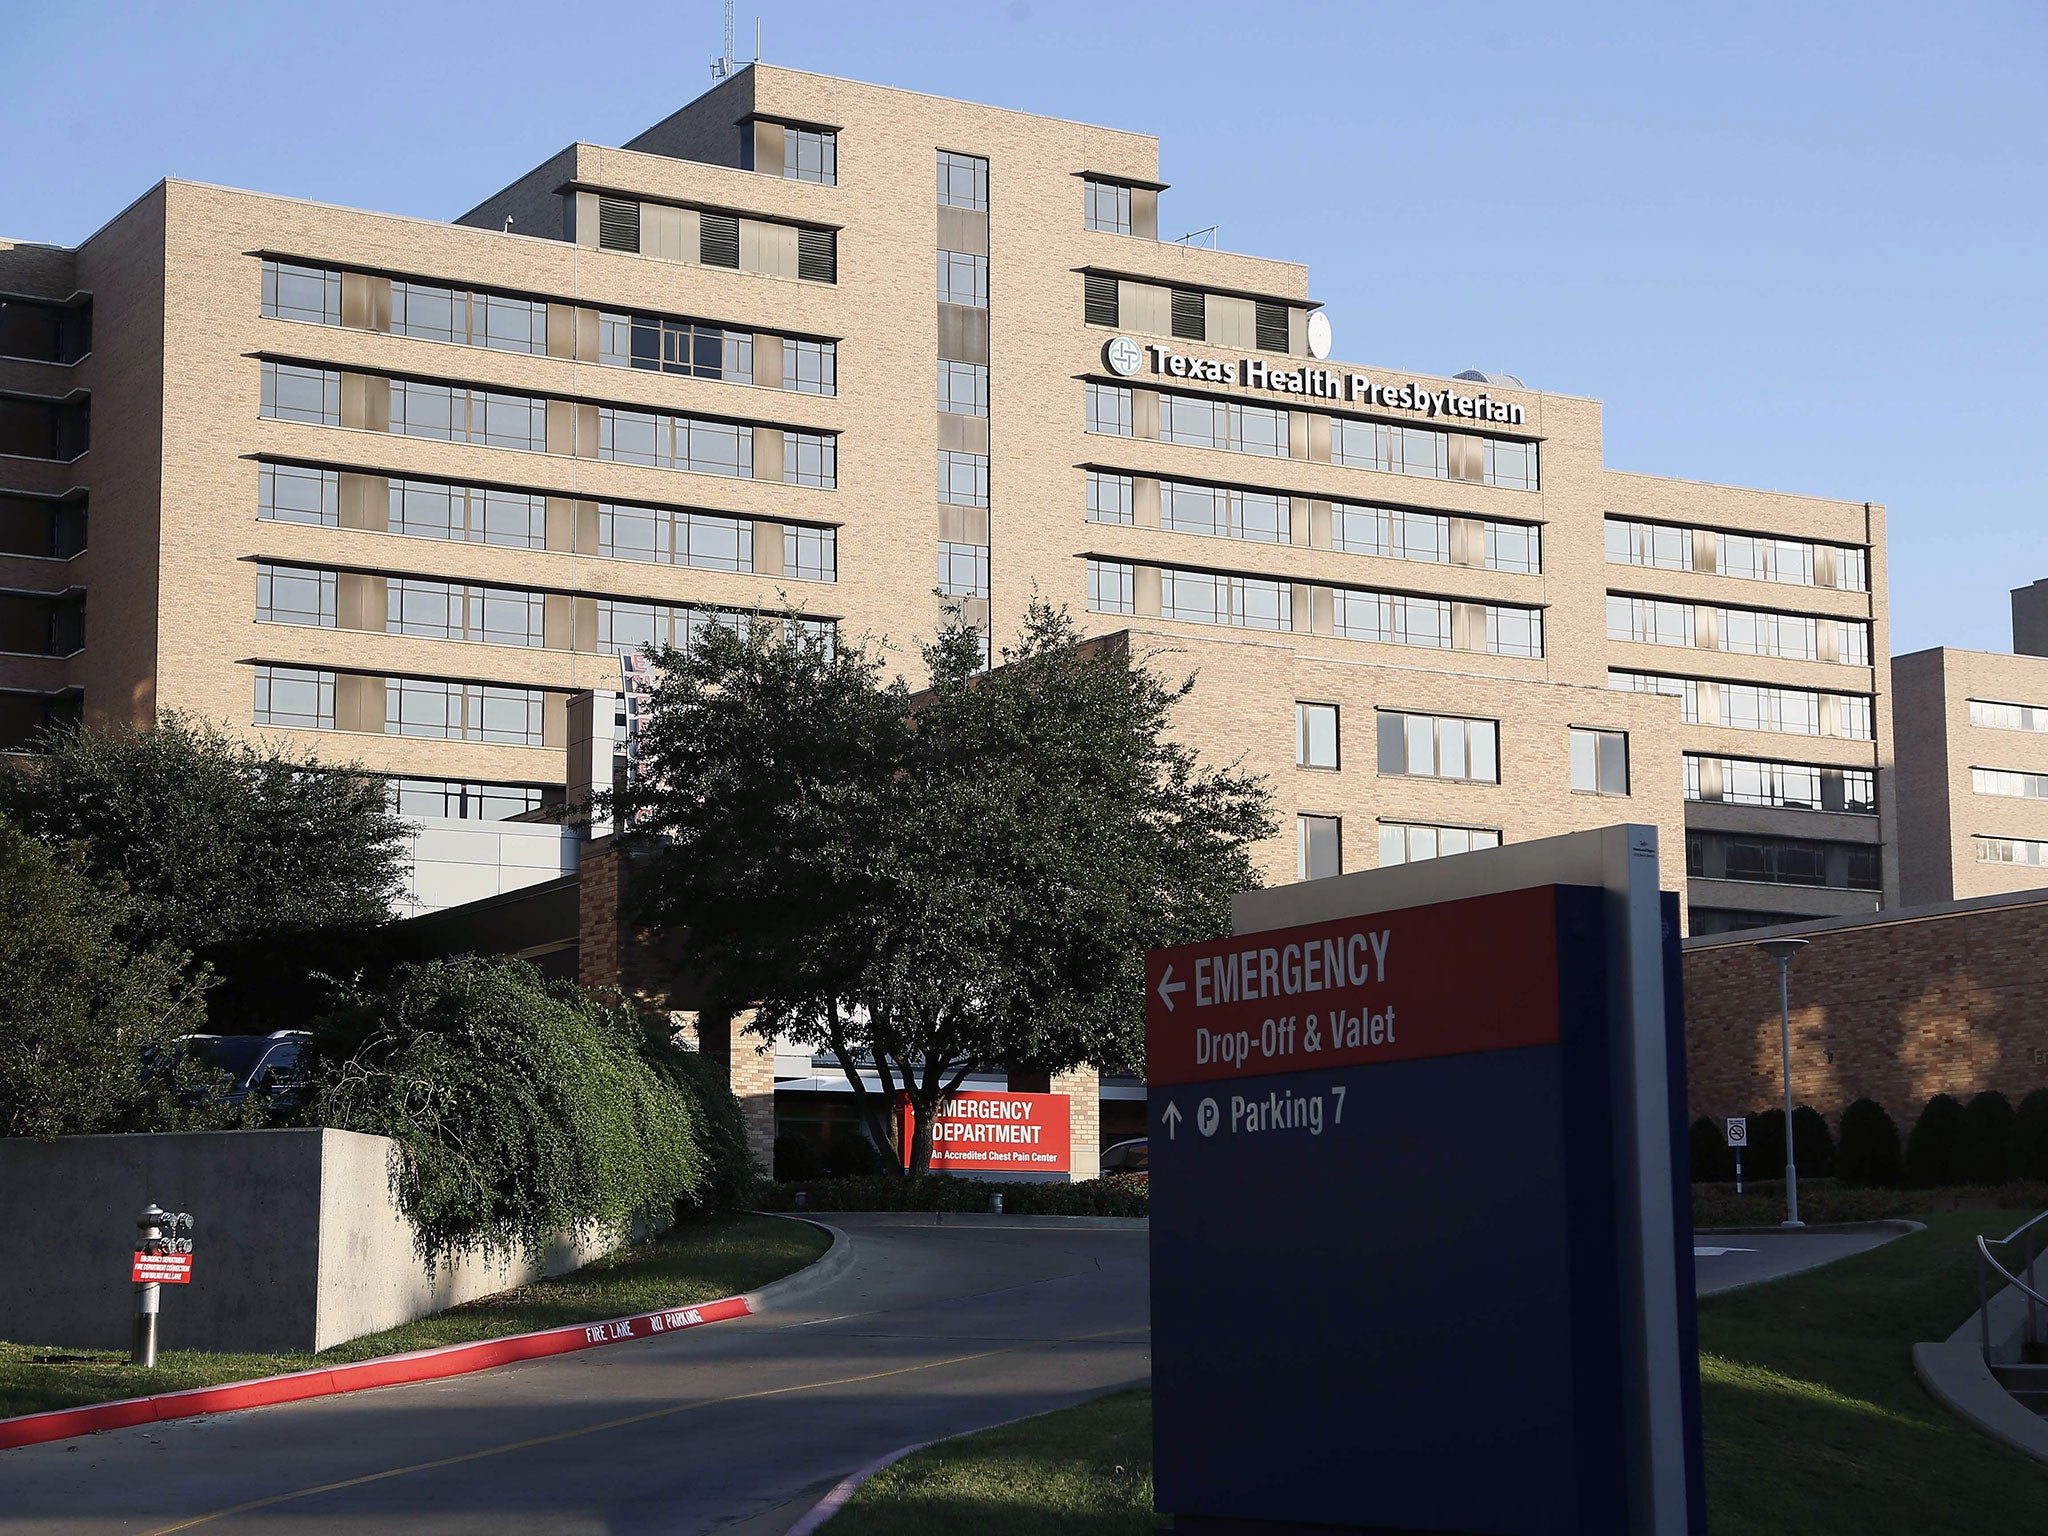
[1175,225,1219,249]
[710,0,737,80]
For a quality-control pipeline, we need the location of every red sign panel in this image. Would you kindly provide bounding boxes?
[901,1090,1072,1174]
[132,1252,193,1285]
[1145,886,1562,1087]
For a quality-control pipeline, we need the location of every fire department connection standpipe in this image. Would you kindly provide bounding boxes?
[132,1203,167,1368]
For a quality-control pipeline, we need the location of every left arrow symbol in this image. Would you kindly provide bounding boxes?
[1161,1101,1183,1140]
[1157,964,1186,1011]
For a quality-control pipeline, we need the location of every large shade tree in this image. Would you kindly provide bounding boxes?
[0,817,212,1138]
[0,713,407,956]
[615,603,1272,1173]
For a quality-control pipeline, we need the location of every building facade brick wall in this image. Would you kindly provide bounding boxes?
[1683,891,2048,1126]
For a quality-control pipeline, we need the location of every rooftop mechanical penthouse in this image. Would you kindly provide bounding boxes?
[0,64,1892,933]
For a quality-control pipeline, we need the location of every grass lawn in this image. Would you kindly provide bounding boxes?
[1698,1208,2048,1532]
[0,1211,827,1421]
[826,1387,1154,1535]
[827,1212,2048,1534]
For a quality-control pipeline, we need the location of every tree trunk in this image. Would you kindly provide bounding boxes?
[826,1013,907,1177]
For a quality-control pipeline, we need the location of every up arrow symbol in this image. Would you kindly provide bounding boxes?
[1157,964,1187,1012]
[1161,1101,1183,1140]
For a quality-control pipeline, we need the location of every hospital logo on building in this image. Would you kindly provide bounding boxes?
[1104,335,1144,376]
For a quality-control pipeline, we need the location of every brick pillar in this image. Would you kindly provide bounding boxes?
[1052,1065,1101,1181]
[576,838,622,988]
[692,1008,777,1174]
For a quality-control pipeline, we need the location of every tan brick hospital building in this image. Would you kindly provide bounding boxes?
[0,65,1895,952]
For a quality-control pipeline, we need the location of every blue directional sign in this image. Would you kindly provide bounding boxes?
[1145,859,1702,1535]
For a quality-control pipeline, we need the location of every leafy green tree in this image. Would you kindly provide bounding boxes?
[0,817,212,1137]
[616,603,1273,1174]
[0,713,406,956]
[307,958,747,1259]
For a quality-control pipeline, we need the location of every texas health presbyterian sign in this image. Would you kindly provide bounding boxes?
[1143,828,1705,1536]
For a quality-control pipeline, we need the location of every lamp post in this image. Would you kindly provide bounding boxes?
[1753,937,1810,1227]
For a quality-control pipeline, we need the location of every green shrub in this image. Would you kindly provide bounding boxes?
[1749,1108,1785,1174]
[1957,1091,2017,1184]
[1836,1098,1904,1186]
[1793,1104,1836,1177]
[775,1134,823,1182]
[2014,1090,2048,1181]
[1690,1117,1734,1182]
[1906,1093,1965,1186]
[760,1174,1149,1218]
[823,1134,884,1178]
[307,958,746,1259]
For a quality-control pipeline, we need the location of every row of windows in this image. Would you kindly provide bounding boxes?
[1297,815,1507,881]
[1082,471,1542,573]
[1978,835,2048,867]
[1330,418,1540,492]
[1605,518,1869,593]
[1083,559,1542,656]
[1684,755,1876,815]
[1607,594,1871,666]
[259,464,834,579]
[1970,699,2048,733]
[1373,709,1500,784]
[255,562,837,657]
[254,665,548,745]
[1686,830,1881,891]
[1608,670,1875,740]
[263,261,838,396]
[389,776,552,821]
[592,198,836,283]
[1084,383,1539,490]
[1972,767,2048,800]
[259,363,837,488]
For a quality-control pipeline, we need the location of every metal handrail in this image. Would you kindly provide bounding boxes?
[1975,1210,2048,1364]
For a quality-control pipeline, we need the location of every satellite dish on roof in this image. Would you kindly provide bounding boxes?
[1454,370,1526,388]
[1306,311,1332,360]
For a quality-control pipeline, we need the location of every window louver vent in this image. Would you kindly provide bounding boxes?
[1084,273,1119,327]
[700,213,740,269]
[797,226,837,284]
[1255,301,1289,353]
[597,197,640,254]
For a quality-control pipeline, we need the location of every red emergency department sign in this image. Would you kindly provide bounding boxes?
[132,1252,193,1285]
[1145,886,1562,1086]
[900,1090,1072,1174]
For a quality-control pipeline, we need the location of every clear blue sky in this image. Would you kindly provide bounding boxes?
[5,1,2041,656]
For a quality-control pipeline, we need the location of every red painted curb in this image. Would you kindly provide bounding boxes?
[0,1294,752,1452]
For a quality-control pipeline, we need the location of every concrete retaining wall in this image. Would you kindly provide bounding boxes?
[0,1129,622,1355]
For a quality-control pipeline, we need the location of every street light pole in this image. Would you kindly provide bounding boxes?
[1753,938,1810,1228]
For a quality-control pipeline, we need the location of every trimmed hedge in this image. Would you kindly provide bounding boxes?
[758,1174,1149,1218]
[1906,1093,1965,1186]
[1957,1091,2017,1185]
[2016,1091,2048,1182]
[1836,1098,1904,1187]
